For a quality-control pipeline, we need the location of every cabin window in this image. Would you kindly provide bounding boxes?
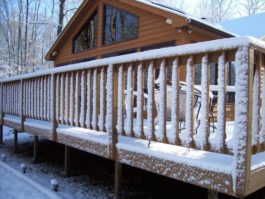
[73,11,98,53]
[103,5,138,45]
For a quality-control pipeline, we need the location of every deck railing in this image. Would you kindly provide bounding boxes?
[1,36,265,195]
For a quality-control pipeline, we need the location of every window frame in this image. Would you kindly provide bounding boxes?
[72,9,98,54]
[102,4,139,46]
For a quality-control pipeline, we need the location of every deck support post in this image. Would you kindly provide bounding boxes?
[0,125,3,146]
[63,145,71,177]
[208,190,218,199]
[14,130,18,154]
[114,161,123,199]
[33,135,38,163]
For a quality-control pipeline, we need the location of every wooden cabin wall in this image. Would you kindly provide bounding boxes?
[53,0,219,69]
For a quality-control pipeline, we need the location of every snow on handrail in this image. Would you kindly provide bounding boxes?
[1,36,265,83]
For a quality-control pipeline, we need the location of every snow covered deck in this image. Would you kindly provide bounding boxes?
[1,36,265,197]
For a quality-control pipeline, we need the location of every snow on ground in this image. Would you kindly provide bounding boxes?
[0,161,61,199]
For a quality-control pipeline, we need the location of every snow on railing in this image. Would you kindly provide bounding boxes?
[0,36,265,194]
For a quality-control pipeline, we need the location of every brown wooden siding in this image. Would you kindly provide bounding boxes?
[53,0,219,66]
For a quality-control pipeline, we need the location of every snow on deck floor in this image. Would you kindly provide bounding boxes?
[0,161,61,199]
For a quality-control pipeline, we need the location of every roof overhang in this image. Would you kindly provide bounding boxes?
[45,0,235,61]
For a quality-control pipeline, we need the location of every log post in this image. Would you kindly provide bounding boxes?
[33,135,38,163]
[63,145,71,177]
[233,47,254,196]
[14,130,18,154]
[208,190,218,199]
[114,161,123,199]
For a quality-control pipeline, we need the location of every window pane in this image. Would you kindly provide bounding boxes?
[104,5,138,45]
[74,11,98,53]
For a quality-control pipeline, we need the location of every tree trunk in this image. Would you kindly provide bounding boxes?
[57,0,66,36]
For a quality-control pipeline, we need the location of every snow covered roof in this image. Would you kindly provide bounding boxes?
[136,0,235,37]
[220,12,265,39]
[45,0,235,61]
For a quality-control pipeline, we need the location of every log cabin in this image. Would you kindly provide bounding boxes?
[1,0,265,199]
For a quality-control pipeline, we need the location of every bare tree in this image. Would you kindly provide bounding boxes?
[197,0,235,22]
[57,0,66,35]
[241,0,265,15]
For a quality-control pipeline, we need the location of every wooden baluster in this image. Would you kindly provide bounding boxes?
[0,83,3,145]
[47,76,51,120]
[124,64,134,137]
[170,58,180,145]
[86,70,92,128]
[253,53,261,153]
[55,75,60,124]
[20,80,25,131]
[69,72,74,126]
[34,79,37,118]
[92,69,98,130]
[80,70,86,128]
[99,68,106,131]
[216,52,227,153]
[51,74,58,141]
[64,73,69,125]
[74,71,80,127]
[30,80,34,118]
[40,77,44,120]
[60,74,65,124]
[135,62,144,138]
[157,59,167,143]
[43,77,47,120]
[182,56,194,147]
[197,54,210,150]
[117,65,124,135]
[260,55,265,151]
[147,61,155,141]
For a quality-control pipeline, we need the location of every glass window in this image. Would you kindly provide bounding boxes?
[73,11,98,53]
[104,5,138,45]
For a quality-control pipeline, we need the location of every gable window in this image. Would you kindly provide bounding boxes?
[73,11,98,53]
[103,5,138,45]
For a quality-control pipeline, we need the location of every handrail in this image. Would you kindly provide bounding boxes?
[1,36,265,83]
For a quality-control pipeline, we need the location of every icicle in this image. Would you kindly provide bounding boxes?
[124,64,133,135]
[147,61,154,139]
[69,72,74,126]
[197,55,209,149]
[74,71,80,126]
[60,74,64,123]
[156,59,166,141]
[56,75,60,123]
[92,69,98,130]
[98,68,105,131]
[134,62,143,137]
[181,56,193,146]
[232,46,249,192]
[79,71,86,128]
[105,64,113,133]
[216,53,226,152]
[64,73,69,124]
[116,66,124,135]
[169,58,179,143]
[252,67,260,147]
